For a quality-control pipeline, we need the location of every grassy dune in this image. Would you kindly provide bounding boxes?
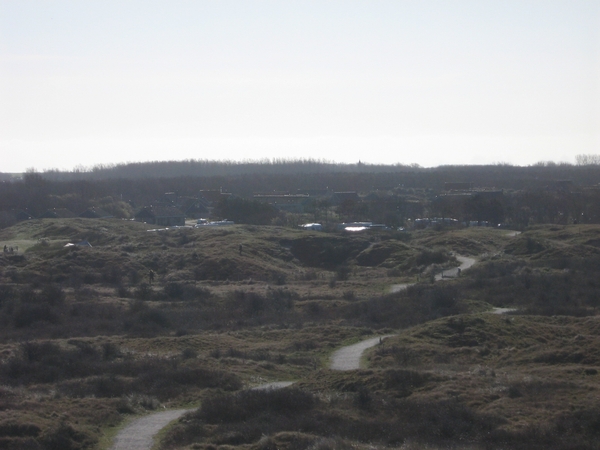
[0,219,599,449]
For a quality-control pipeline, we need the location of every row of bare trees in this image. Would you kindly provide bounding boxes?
[2,163,600,228]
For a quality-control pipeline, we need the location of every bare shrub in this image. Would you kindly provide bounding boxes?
[385,369,430,396]
[342,283,463,328]
[134,283,153,300]
[13,304,59,328]
[0,422,41,438]
[181,348,197,359]
[194,388,316,424]
[354,385,372,410]
[342,290,355,300]
[39,421,95,450]
[309,437,354,450]
[415,249,451,266]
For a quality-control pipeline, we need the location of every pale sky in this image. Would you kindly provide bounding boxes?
[1,1,599,173]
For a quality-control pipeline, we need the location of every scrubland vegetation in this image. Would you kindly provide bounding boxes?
[1,164,600,449]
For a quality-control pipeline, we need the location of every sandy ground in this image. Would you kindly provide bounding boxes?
[109,381,295,449]
[390,254,476,293]
[251,381,295,390]
[489,307,517,314]
[436,255,476,280]
[109,331,405,447]
[329,335,395,371]
[110,409,190,450]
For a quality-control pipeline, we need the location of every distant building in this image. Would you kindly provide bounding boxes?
[198,190,232,207]
[178,197,209,218]
[15,210,34,221]
[135,205,185,226]
[253,194,311,213]
[299,223,323,231]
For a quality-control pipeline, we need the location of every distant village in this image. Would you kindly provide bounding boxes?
[3,176,597,232]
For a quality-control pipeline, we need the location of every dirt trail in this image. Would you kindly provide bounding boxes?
[489,307,517,314]
[110,409,189,450]
[436,255,476,280]
[251,381,294,390]
[109,381,294,449]
[330,335,394,371]
[109,255,481,447]
[390,254,476,293]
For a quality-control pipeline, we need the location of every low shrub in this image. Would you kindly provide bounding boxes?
[39,422,95,450]
[13,304,59,328]
[194,388,317,424]
[414,249,451,266]
[342,283,463,328]
[385,369,430,396]
[0,422,41,438]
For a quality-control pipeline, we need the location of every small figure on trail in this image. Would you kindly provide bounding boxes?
[457,268,461,276]
[148,269,155,284]
[239,244,243,256]
[9,247,13,253]
[2,245,6,253]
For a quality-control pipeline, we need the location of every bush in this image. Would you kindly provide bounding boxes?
[116,285,131,298]
[134,283,153,300]
[0,422,41,438]
[195,388,317,424]
[162,283,211,301]
[39,422,95,450]
[385,369,430,396]
[181,348,197,359]
[40,284,65,305]
[415,249,451,266]
[335,265,351,281]
[0,285,16,305]
[354,385,372,410]
[2,341,96,384]
[13,304,59,328]
[163,282,185,299]
[342,283,463,328]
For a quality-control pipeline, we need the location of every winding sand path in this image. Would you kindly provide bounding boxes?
[110,409,189,450]
[437,255,476,280]
[251,381,295,390]
[330,335,394,371]
[390,254,476,293]
[109,381,295,449]
[110,254,485,447]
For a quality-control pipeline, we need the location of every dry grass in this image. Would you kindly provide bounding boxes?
[1,219,600,449]
[364,314,600,433]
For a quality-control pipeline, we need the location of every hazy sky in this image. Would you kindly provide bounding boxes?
[1,1,599,172]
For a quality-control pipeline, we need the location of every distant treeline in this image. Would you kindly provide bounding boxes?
[2,159,600,227]
[3,157,600,187]
[10,158,600,189]
[37,159,418,180]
